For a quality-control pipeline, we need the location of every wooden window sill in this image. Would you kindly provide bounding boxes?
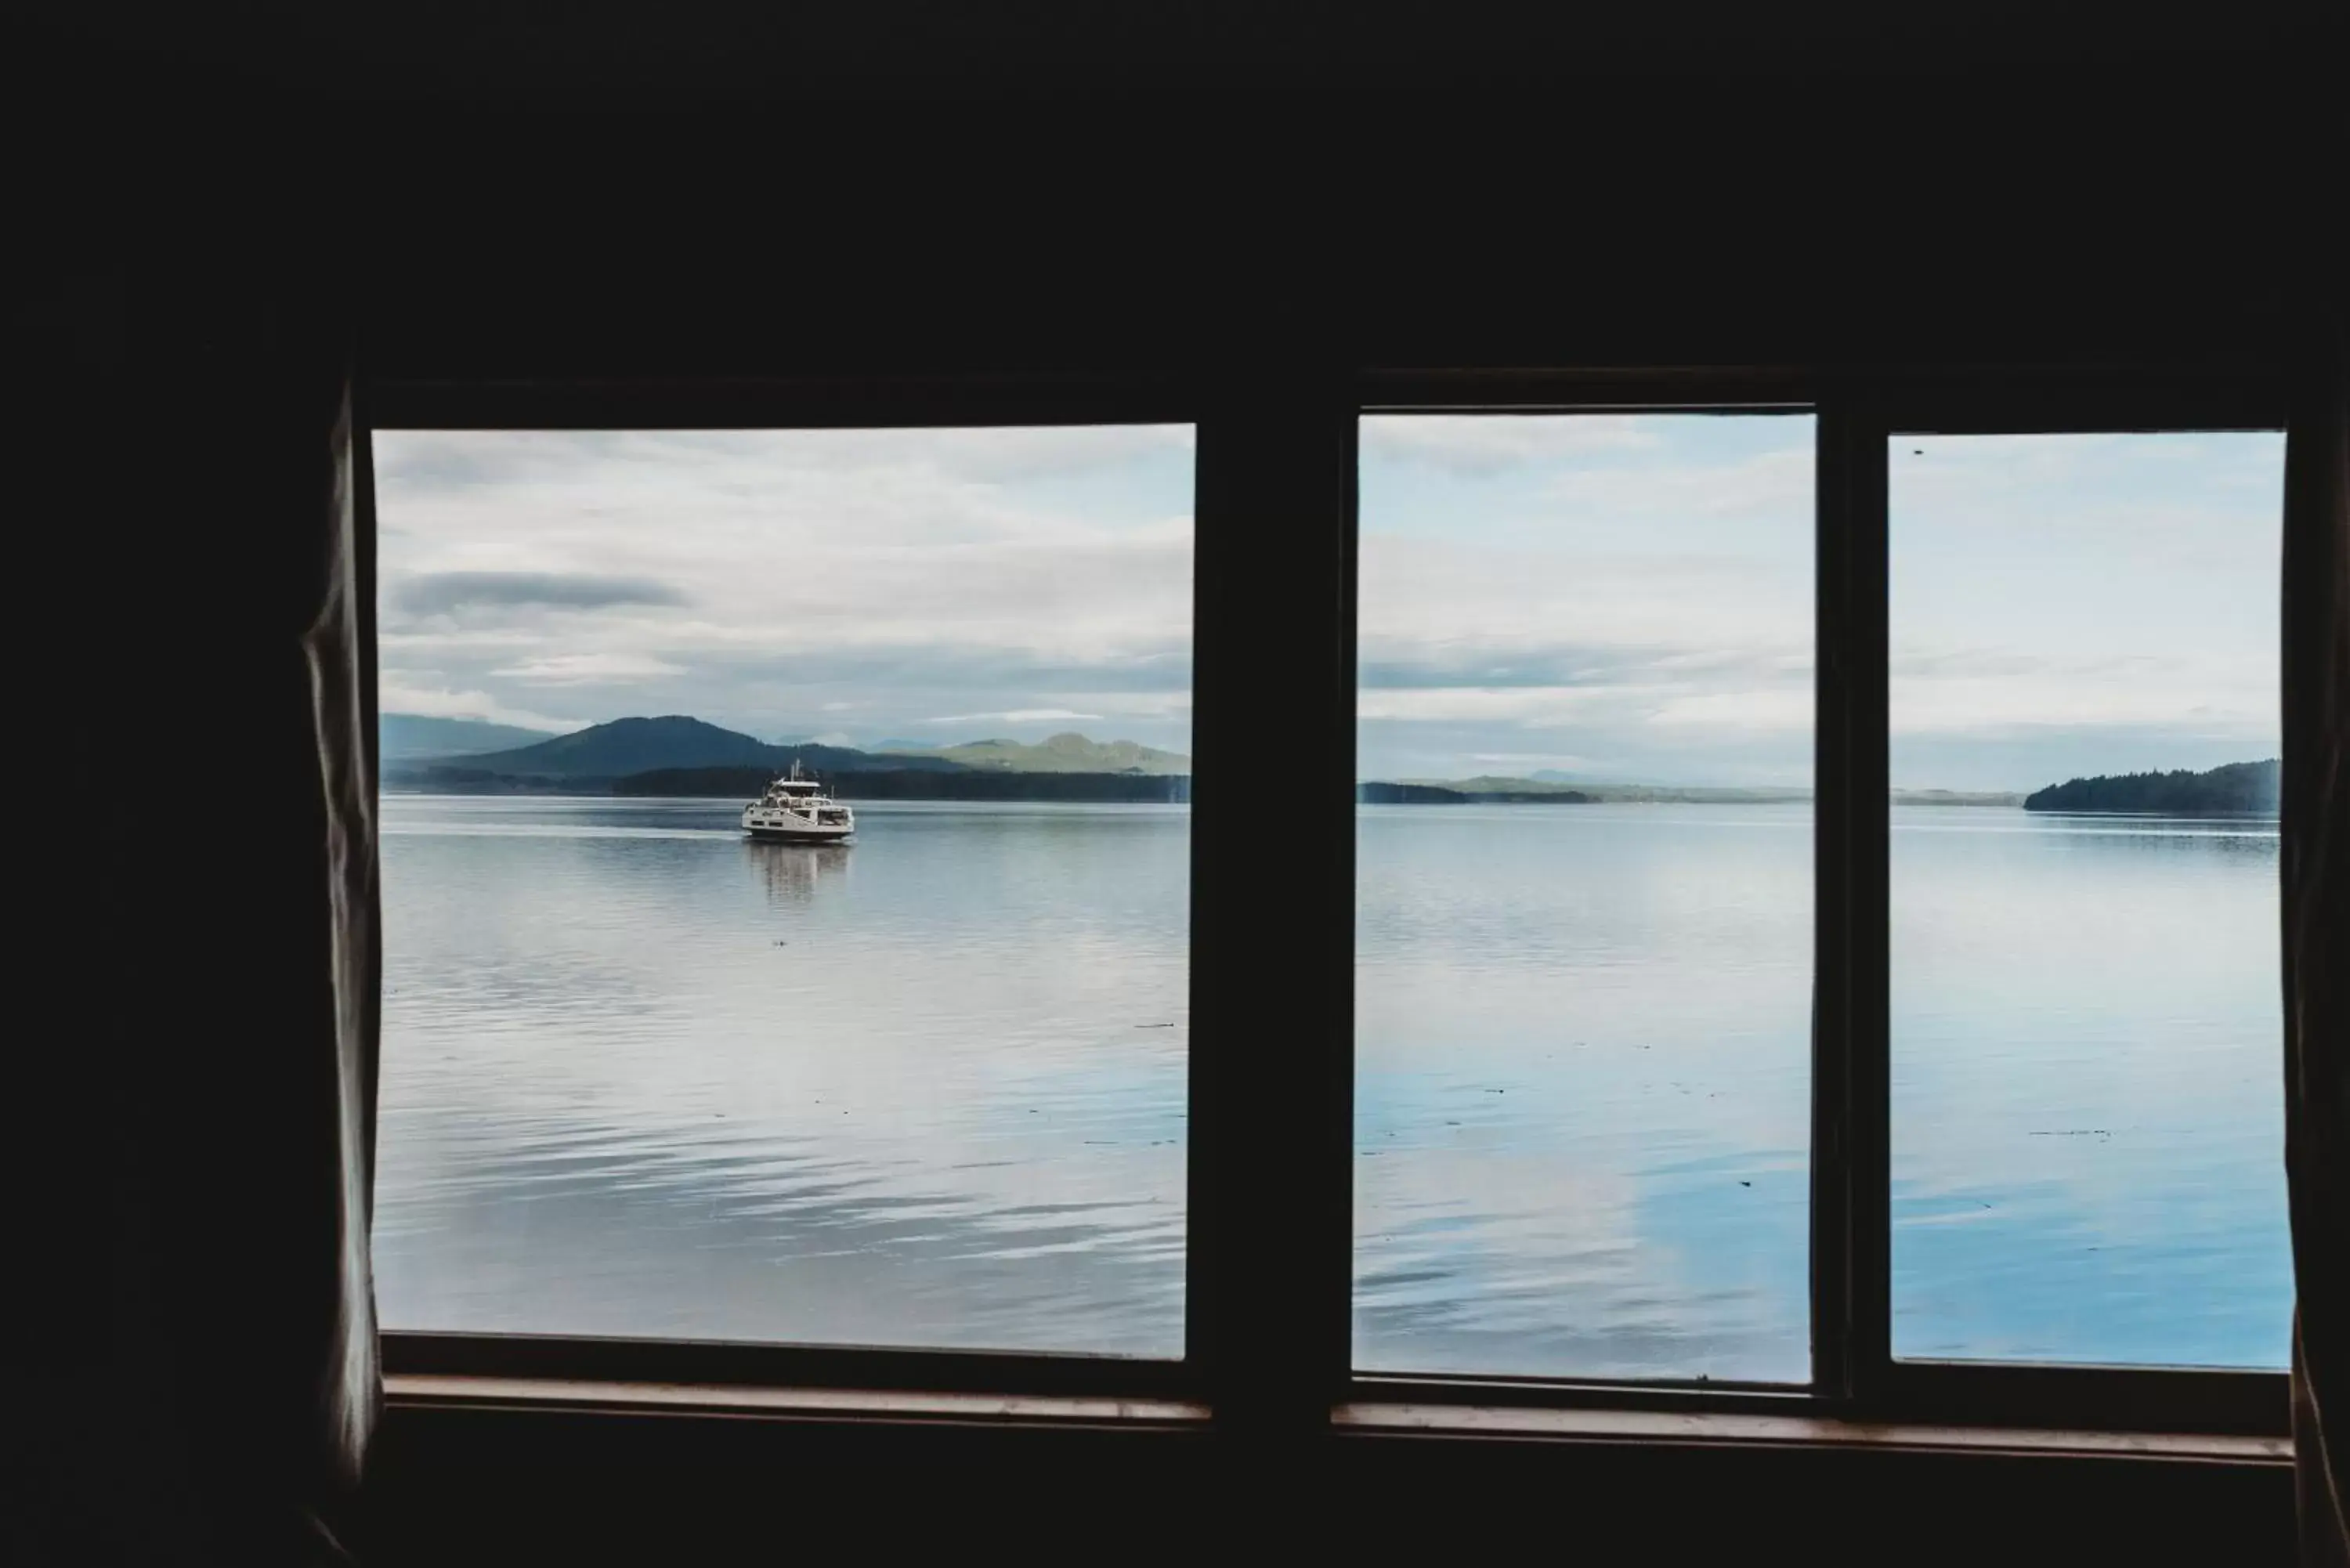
[1334,1400,2293,1464]
[384,1371,1210,1429]
[387,1374,2290,1464]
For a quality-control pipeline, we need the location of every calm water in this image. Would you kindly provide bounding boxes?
[1354,802,1814,1381]
[1890,807,2290,1368]
[378,797,2292,1374]
[376,797,1191,1355]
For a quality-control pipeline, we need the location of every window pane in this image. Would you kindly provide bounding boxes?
[1889,431,2290,1368]
[1354,414,1814,1382]
[373,427,1193,1355]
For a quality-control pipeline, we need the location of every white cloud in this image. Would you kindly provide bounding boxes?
[922,708,1104,726]
[1645,690,1814,733]
[1540,443,1814,522]
[374,427,1197,750]
[1889,672,2274,737]
[374,421,2281,790]
[375,681,587,733]
[1362,414,1662,473]
[1357,686,1614,725]
[491,652,688,685]
[1043,688,1193,718]
[1470,752,1597,770]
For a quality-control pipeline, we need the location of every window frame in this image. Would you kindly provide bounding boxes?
[367,373,1213,1408]
[1867,372,2293,1440]
[1350,384,1823,1410]
[364,363,2294,1443]
[1346,369,2291,1440]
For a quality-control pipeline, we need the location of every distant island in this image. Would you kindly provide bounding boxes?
[397,714,2273,815]
[1359,780,1593,804]
[1890,788,2026,807]
[2023,759,2280,816]
[381,714,1193,802]
[1357,775,2021,807]
[876,734,1189,775]
[615,766,1187,803]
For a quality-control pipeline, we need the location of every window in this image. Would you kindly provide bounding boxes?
[373,425,1195,1358]
[368,375,2294,1438]
[1888,431,2291,1370]
[1354,412,1816,1383]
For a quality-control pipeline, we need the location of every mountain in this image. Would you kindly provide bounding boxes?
[613,765,1190,803]
[449,716,779,778]
[381,713,562,761]
[400,714,987,780]
[390,715,1198,793]
[438,715,967,781]
[878,732,1191,775]
[2023,759,2280,815]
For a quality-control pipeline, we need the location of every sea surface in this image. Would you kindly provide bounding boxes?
[376,797,2292,1375]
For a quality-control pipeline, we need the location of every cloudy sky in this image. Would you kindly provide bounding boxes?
[375,426,1198,752]
[1360,414,1815,786]
[1886,429,2281,791]
[1361,417,2282,790]
[376,419,2283,790]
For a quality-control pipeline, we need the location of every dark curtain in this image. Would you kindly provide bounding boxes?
[2284,306,2350,1566]
[140,324,382,1563]
[301,383,387,1531]
[23,128,383,1554]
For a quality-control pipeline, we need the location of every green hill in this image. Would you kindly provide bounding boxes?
[880,732,1191,775]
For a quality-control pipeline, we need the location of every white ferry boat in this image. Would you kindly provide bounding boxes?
[742,762,855,844]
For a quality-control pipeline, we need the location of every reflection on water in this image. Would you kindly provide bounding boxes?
[1352,803,2289,1379]
[378,797,2291,1375]
[1891,807,2290,1368]
[1355,803,1814,1383]
[744,840,852,905]
[376,796,1190,1356]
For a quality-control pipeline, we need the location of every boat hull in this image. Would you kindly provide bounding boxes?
[744,824,855,844]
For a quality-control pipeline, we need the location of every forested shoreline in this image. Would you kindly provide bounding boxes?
[2023,759,2280,815]
[387,764,1191,802]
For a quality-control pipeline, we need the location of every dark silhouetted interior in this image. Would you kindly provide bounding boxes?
[20,3,2345,1563]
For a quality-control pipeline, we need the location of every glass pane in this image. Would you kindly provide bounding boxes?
[373,427,1193,1355]
[1354,413,1814,1382]
[1889,431,2290,1368]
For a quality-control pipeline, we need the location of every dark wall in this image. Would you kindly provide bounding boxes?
[21,4,2343,388]
[349,81,2324,387]
[19,4,2340,1563]
[360,1403,2297,1564]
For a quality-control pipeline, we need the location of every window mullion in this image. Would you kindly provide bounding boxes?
[1813,391,1892,1407]
[1187,379,1358,1432]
